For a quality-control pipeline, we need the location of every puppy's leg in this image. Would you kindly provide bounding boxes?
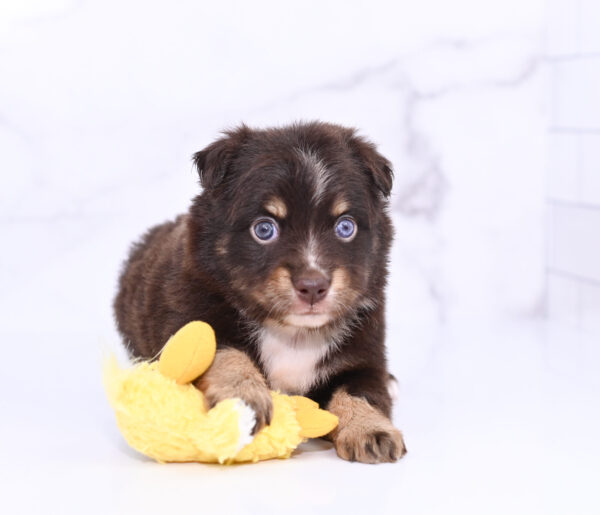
[327,388,406,464]
[195,348,273,434]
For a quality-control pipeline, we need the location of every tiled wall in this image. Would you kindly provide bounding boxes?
[547,0,600,334]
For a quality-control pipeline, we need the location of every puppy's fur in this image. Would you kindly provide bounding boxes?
[114,122,406,463]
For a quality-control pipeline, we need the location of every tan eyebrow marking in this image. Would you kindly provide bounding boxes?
[264,197,287,219]
[215,234,230,256]
[332,198,350,217]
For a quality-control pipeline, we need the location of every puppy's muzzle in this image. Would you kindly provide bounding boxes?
[292,270,331,305]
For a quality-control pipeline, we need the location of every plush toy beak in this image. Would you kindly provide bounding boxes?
[291,396,339,438]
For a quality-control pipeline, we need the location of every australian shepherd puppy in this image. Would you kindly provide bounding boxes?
[114,121,406,463]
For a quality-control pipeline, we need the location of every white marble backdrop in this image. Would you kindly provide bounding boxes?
[0,0,546,343]
[546,0,600,337]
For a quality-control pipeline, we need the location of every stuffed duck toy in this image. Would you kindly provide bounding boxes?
[104,321,338,464]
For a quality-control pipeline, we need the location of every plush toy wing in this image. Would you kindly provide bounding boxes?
[157,321,216,383]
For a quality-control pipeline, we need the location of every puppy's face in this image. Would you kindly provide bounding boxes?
[191,123,393,330]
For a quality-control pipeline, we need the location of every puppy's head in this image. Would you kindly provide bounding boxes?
[190,122,393,330]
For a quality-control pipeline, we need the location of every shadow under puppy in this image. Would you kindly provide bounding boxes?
[114,121,406,463]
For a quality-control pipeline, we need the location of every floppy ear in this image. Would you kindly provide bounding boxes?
[193,125,250,191]
[347,133,394,197]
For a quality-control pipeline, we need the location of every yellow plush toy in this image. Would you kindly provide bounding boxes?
[104,321,338,464]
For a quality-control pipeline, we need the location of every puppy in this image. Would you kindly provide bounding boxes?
[114,121,406,463]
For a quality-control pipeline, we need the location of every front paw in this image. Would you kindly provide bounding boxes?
[334,425,406,463]
[204,381,273,435]
[236,384,273,435]
[195,348,273,435]
[327,390,407,463]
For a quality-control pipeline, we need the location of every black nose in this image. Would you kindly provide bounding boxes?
[293,271,331,305]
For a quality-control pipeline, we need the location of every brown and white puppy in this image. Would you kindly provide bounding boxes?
[114,121,406,463]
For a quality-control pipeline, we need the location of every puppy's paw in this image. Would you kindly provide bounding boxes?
[327,390,407,464]
[236,382,273,435]
[203,379,273,435]
[334,425,406,464]
[196,348,274,435]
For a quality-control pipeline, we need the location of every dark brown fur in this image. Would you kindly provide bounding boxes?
[114,121,405,462]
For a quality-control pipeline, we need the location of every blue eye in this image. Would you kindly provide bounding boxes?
[252,218,279,243]
[335,217,356,240]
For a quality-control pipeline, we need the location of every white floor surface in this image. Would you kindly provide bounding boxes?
[1,320,598,515]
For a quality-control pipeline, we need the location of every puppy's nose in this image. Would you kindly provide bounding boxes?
[293,271,331,305]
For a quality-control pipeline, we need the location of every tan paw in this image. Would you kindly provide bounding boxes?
[203,380,273,435]
[335,425,406,463]
[327,389,407,464]
[195,348,273,434]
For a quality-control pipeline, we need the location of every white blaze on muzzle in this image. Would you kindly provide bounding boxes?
[303,231,327,276]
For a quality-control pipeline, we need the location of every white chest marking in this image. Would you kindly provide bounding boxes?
[258,325,332,395]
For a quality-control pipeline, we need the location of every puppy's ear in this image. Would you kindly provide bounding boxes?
[192,140,230,191]
[193,126,250,191]
[347,133,394,198]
